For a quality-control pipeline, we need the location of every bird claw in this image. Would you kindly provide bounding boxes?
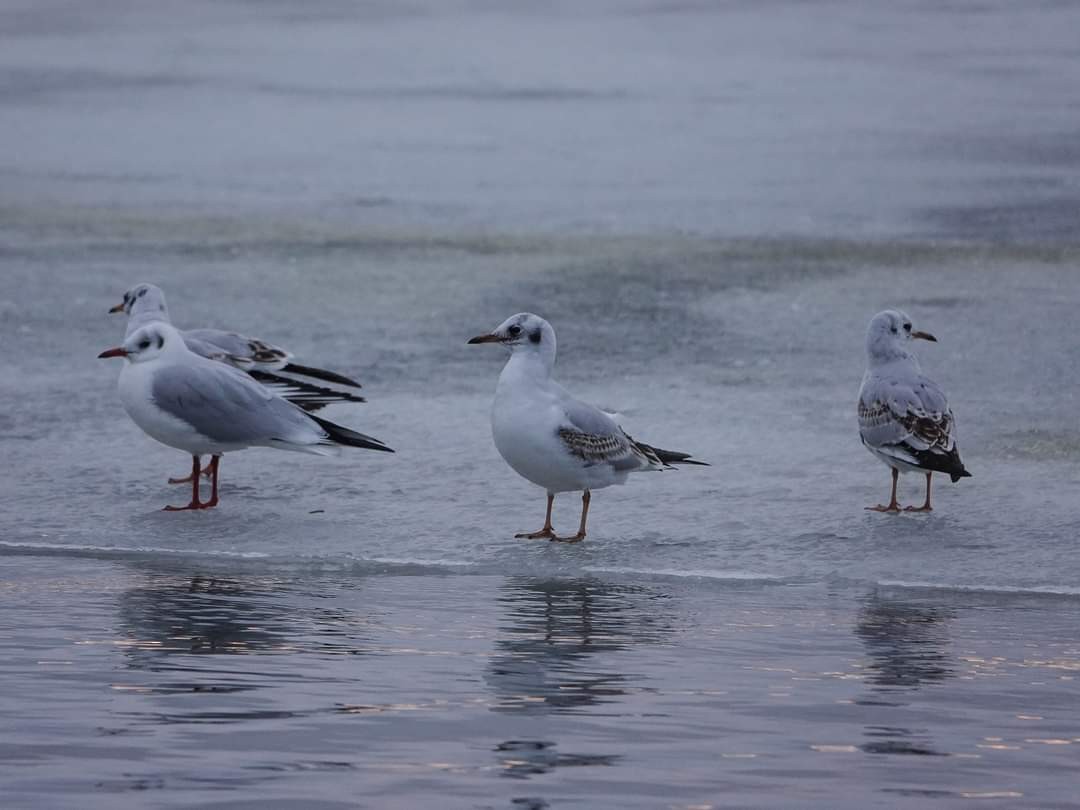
[904,504,933,512]
[549,533,586,543]
[167,466,214,485]
[865,504,901,513]
[515,529,556,540]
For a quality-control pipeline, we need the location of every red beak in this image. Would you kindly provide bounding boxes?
[108,302,126,314]
[97,347,128,359]
[467,333,502,344]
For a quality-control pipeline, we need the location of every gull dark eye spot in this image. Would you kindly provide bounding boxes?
[529,329,542,344]
[156,335,164,349]
[890,326,898,334]
[137,288,147,298]
[507,324,522,337]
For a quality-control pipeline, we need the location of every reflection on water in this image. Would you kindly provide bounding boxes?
[855,592,955,690]
[854,591,956,758]
[485,577,671,714]
[117,573,296,665]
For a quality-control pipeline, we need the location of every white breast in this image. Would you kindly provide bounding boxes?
[117,363,220,456]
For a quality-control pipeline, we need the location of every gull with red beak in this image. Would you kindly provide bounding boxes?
[110,283,368,484]
[858,309,971,512]
[469,313,706,543]
[98,322,392,511]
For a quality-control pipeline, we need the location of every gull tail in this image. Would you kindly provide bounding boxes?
[308,413,394,453]
[282,362,363,389]
[636,441,709,468]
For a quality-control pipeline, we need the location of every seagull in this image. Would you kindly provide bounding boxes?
[98,322,392,511]
[468,313,706,542]
[110,282,366,482]
[858,310,971,512]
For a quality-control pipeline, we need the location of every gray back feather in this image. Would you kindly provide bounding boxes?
[151,361,322,446]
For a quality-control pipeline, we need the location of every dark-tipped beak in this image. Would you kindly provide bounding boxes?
[911,330,937,342]
[108,302,126,314]
[97,347,128,359]
[467,333,501,345]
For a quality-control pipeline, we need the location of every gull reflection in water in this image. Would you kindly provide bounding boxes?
[485,577,673,784]
[854,590,957,757]
[486,576,672,714]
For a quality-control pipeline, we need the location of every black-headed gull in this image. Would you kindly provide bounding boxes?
[98,322,392,511]
[110,282,366,483]
[469,313,706,543]
[858,310,971,512]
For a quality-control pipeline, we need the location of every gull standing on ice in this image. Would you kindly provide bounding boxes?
[98,322,392,511]
[469,313,706,542]
[858,310,970,512]
[110,283,366,482]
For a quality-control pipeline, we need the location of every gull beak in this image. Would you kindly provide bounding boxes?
[108,302,126,314]
[467,333,501,345]
[97,346,128,359]
[911,330,937,342]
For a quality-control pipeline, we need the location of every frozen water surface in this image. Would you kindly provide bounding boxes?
[2,1,1080,808]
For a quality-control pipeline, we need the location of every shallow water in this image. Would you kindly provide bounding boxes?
[3,1,1080,808]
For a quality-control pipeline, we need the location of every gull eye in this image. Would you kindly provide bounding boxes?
[507,324,522,337]
[138,339,151,350]
[903,323,912,332]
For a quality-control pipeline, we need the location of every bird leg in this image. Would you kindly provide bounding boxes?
[551,490,590,543]
[164,456,204,511]
[866,468,901,513]
[199,456,221,509]
[167,457,214,485]
[515,493,556,539]
[905,472,933,512]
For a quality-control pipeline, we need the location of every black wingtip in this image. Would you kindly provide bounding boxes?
[949,469,972,483]
[307,413,393,453]
[282,362,363,389]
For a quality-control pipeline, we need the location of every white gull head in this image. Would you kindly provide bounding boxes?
[865,309,937,367]
[467,312,557,374]
[110,283,171,335]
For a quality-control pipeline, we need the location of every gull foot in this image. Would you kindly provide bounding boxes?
[168,466,213,485]
[549,533,586,544]
[163,503,202,512]
[904,505,933,513]
[865,504,901,513]
[515,529,556,540]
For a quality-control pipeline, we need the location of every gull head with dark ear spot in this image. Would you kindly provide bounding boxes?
[116,323,179,363]
[115,283,170,322]
[469,312,555,352]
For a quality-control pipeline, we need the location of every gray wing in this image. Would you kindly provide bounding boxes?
[151,361,321,446]
[182,328,292,370]
[557,391,662,472]
[858,373,957,464]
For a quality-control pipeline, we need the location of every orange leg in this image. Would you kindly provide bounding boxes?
[552,490,590,543]
[200,456,221,509]
[905,473,933,512]
[168,457,213,485]
[866,468,901,513]
[164,456,204,511]
[515,493,556,539]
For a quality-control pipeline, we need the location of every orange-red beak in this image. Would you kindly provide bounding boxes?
[467,333,501,344]
[911,330,937,342]
[108,302,126,314]
[97,346,128,359]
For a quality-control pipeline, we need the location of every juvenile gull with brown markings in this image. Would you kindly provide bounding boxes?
[469,313,706,543]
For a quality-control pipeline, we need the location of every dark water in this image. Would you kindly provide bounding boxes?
[3,1,1080,808]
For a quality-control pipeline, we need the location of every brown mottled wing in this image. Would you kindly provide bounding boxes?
[858,376,968,479]
[558,427,661,471]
